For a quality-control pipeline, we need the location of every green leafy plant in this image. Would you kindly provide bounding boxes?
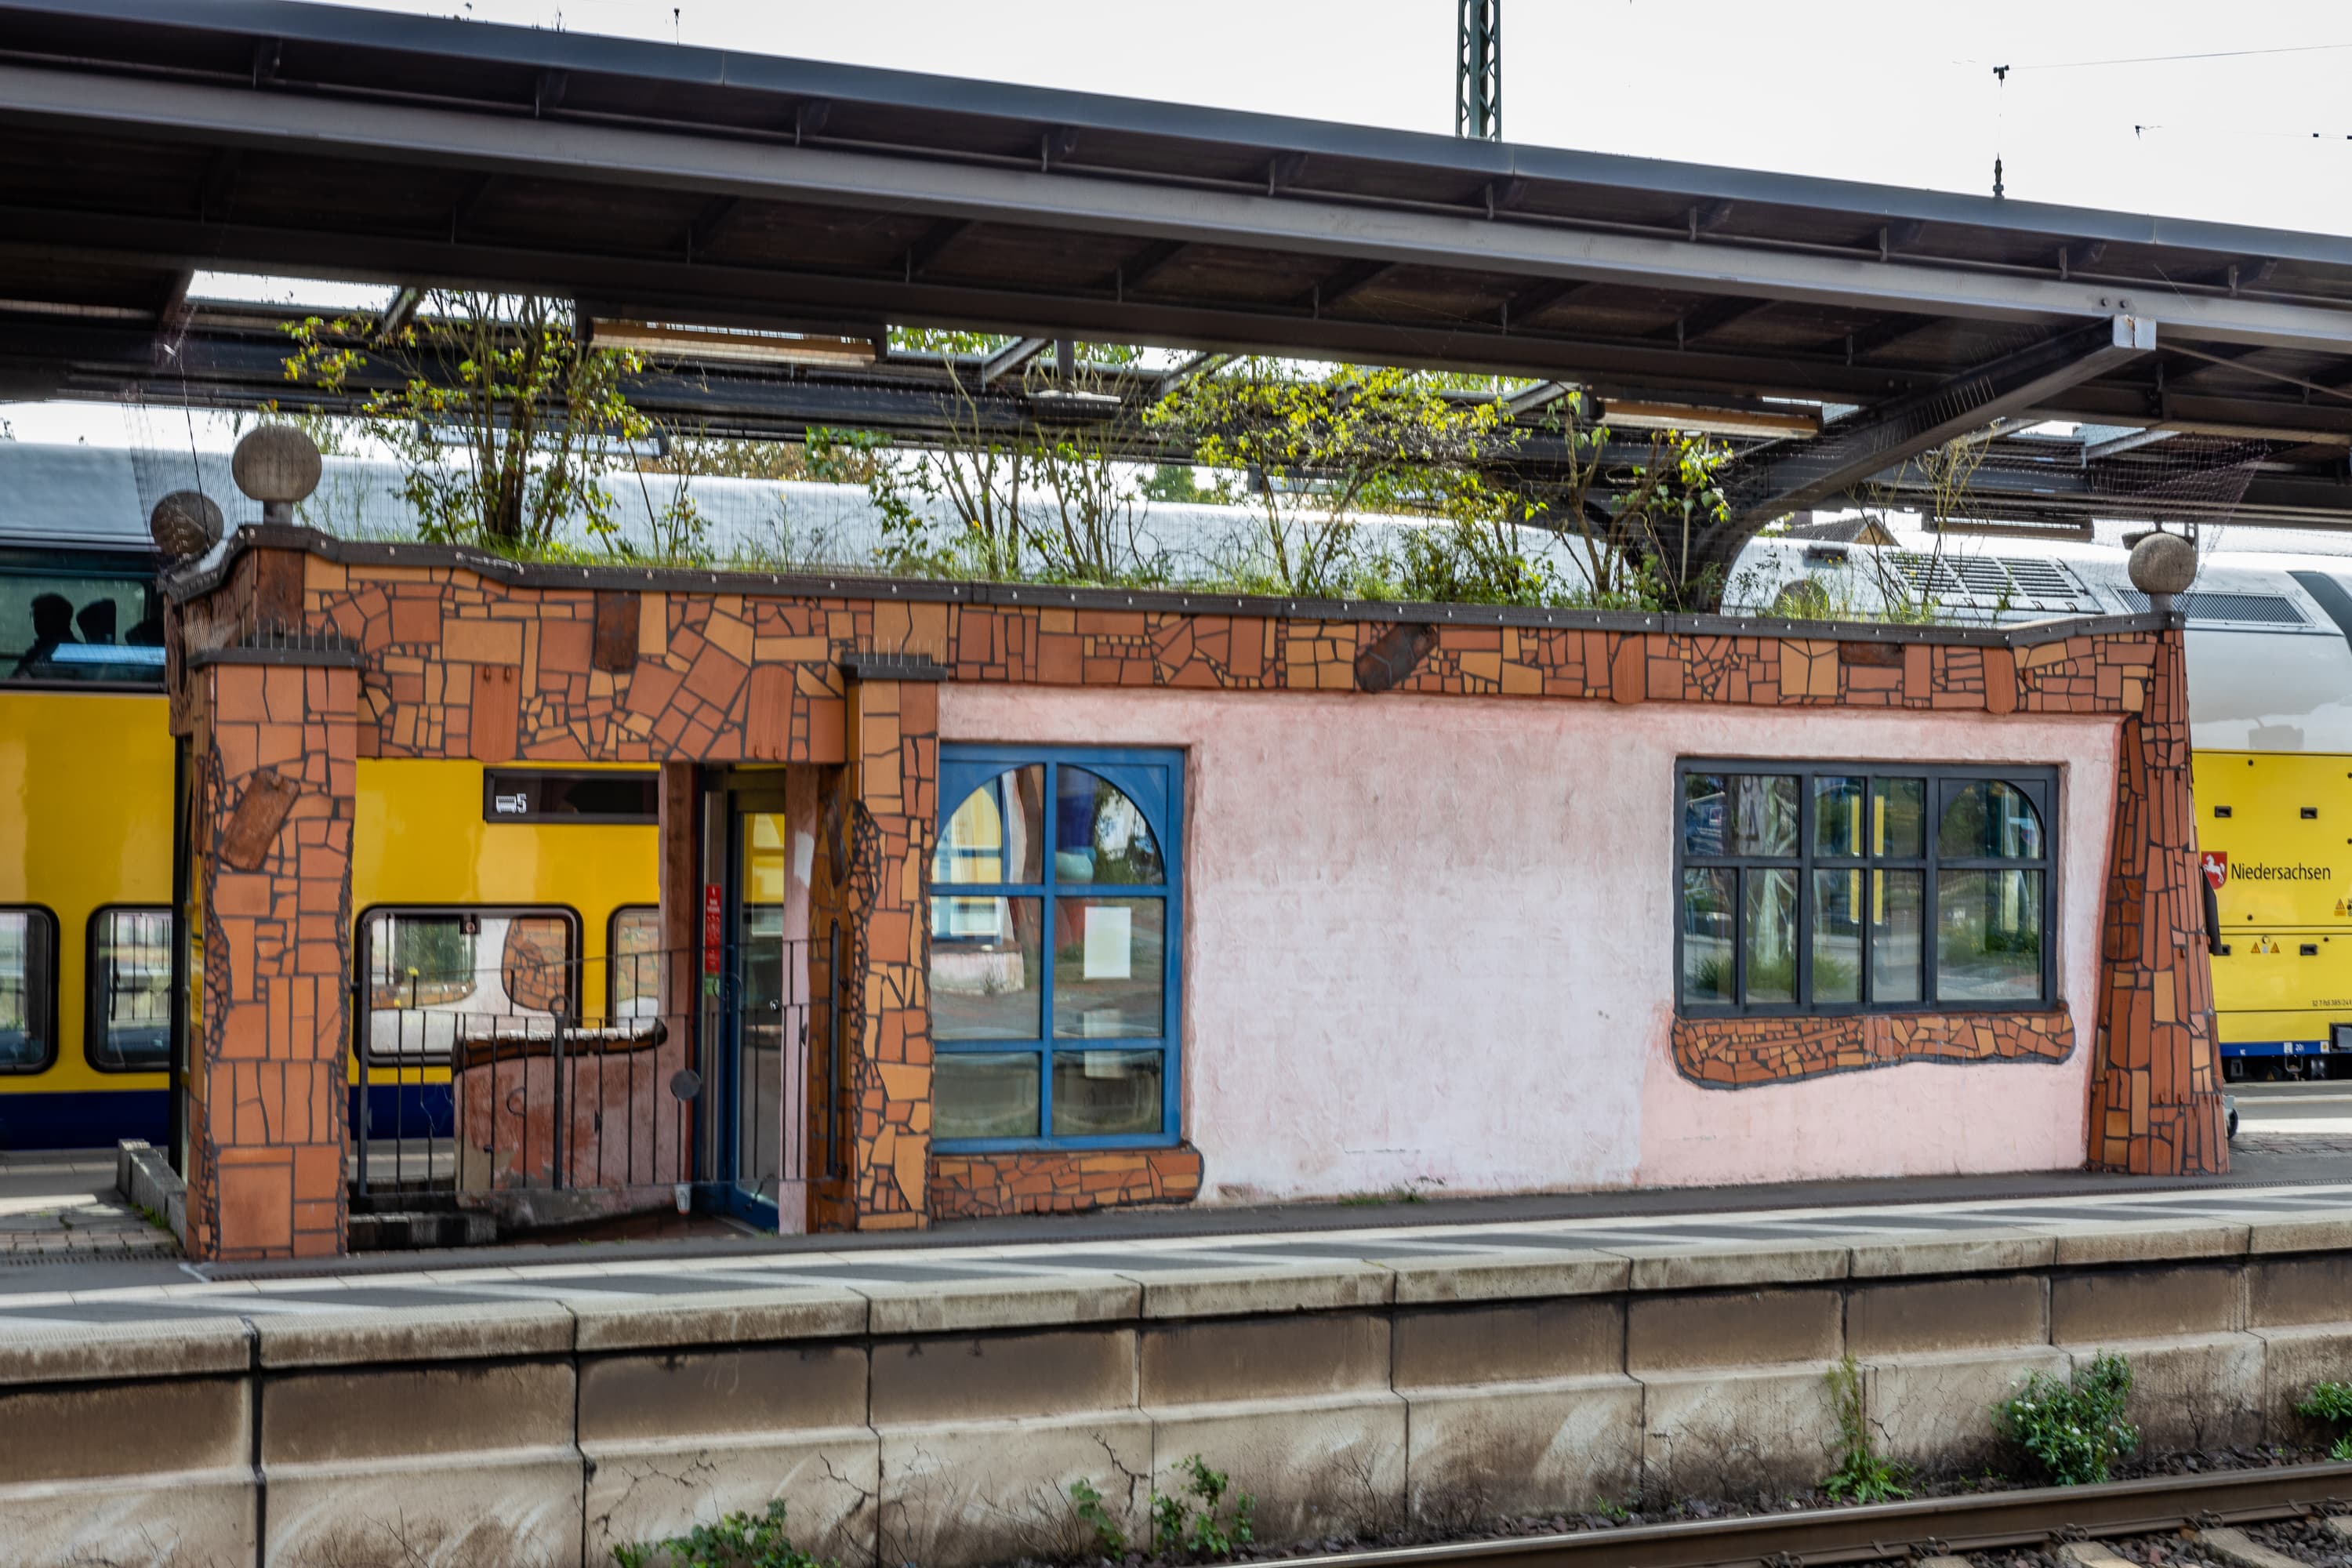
[1069,1477,1128,1558]
[1822,1354,1911,1502]
[2298,1380,2352,1459]
[612,1500,832,1568]
[1150,1455,1256,1560]
[1994,1352,2139,1485]
[281,292,654,555]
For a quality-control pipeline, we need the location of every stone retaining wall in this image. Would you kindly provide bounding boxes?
[9,1214,2352,1567]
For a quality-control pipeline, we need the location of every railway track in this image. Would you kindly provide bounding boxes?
[1276,1462,2352,1568]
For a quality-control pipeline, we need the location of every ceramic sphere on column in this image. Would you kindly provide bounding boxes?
[2127,530,2197,616]
[230,423,323,527]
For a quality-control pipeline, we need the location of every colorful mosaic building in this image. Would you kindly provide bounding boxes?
[161,522,2224,1260]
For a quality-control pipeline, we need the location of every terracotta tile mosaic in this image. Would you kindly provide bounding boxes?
[2087,628,2228,1175]
[928,1146,1205,1220]
[1672,1011,2075,1087]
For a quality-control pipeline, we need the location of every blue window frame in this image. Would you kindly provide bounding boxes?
[930,746,1183,1151]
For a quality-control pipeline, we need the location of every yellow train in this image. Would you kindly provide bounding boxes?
[0,469,657,1151]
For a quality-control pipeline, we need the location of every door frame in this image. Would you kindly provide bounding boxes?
[711,778,793,1230]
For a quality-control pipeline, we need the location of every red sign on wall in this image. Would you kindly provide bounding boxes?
[703,884,723,975]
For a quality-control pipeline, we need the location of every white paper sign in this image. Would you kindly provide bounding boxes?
[1082,905,1132,979]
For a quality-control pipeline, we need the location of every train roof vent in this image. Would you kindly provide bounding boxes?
[2114,590,2309,626]
[1884,552,2095,613]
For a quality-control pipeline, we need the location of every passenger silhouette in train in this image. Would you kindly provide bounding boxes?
[76,600,117,645]
[12,593,76,675]
[125,606,165,647]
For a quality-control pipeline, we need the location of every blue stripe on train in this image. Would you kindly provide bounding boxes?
[350,1083,456,1139]
[0,1087,460,1152]
[0,1090,167,1150]
[2223,1040,2344,1058]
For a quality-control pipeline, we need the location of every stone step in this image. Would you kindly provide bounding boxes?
[348,1209,497,1250]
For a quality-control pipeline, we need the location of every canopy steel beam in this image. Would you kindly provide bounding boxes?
[0,206,1953,401]
[4,62,2350,354]
[1717,314,2157,524]
[978,335,1051,384]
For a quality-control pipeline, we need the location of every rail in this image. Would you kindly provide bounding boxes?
[350,935,829,1214]
[1272,1461,2352,1568]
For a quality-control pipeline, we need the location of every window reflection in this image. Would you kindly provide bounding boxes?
[1940,781,2044,859]
[90,908,172,1072]
[1813,777,1864,859]
[930,756,1176,1145]
[1054,768,1164,884]
[1873,779,1926,858]
[1743,868,1798,1004]
[1052,1049,1162,1137]
[1051,898,1163,1038]
[1679,764,2046,1013]
[1681,868,1735,1004]
[1872,870,1925,1004]
[934,1052,1040,1141]
[1937,869,2044,1000]
[361,909,572,1062]
[1811,869,1863,1004]
[930,896,1044,1040]
[0,910,52,1072]
[610,906,662,1019]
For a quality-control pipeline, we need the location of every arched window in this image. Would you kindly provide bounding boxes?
[930,748,1183,1148]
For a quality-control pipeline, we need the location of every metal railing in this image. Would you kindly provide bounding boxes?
[351,943,745,1210]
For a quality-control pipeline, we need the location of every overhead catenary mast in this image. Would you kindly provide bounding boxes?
[1457,0,1501,140]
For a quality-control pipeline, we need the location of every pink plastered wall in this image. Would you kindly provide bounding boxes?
[939,683,2119,1202]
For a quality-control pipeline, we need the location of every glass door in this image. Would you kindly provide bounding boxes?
[721,799,789,1224]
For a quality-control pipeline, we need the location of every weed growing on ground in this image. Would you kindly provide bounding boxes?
[1153,1456,1256,1560]
[1821,1354,1911,1503]
[613,1501,832,1568]
[2298,1380,2352,1461]
[1994,1352,2139,1485]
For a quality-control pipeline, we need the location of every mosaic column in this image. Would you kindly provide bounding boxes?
[835,669,940,1229]
[183,652,358,1259]
[2089,626,2229,1175]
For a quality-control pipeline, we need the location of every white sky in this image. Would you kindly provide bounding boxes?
[323,0,2352,232]
[13,0,2352,449]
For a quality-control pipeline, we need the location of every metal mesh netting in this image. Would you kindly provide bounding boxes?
[2084,434,2271,533]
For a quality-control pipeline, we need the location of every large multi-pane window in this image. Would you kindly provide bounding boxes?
[928,747,1182,1149]
[1677,762,2054,1013]
[88,906,172,1072]
[0,908,56,1073]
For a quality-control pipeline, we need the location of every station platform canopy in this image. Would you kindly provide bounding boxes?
[5,0,2352,541]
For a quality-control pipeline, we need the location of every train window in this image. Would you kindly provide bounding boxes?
[483,769,659,823]
[0,908,57,1074]
[88,907,172,1073]
[608,906,662,1020]
[357,907,578,1065]
[1679,762,2055,1015]
[0,568,164,686]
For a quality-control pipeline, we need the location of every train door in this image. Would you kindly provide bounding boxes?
[708,775,812,1230]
